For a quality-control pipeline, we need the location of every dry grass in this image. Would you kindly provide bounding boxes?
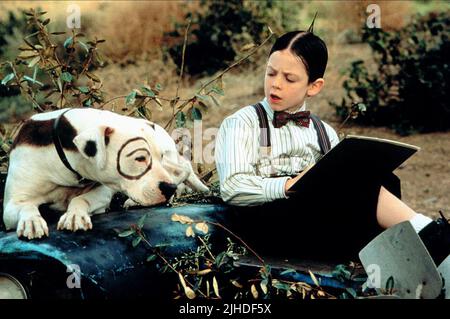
[0,1,102,21]
[293,1,413,47]
[91,1,196,63]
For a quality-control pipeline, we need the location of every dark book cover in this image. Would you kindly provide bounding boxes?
[290,135,420,193]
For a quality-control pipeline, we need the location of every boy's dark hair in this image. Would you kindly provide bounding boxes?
[269,31,328,83]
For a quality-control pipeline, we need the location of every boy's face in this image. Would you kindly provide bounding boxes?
[264,49,323,112]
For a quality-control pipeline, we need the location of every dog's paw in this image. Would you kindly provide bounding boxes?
[175,183,193,197]
[123,199,141,209]
[17,214,49,240]
[57,209,93,232]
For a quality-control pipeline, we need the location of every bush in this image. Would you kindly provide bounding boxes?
[334,11,450,135]
[0,9,33,60]
[167,0,301,77]
[0,8,107,114]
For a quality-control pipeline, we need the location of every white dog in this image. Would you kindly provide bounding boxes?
[3,108,208,239]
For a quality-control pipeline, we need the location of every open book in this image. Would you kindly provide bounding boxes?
[289,135,420,193]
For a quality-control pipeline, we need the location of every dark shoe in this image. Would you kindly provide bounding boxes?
[418,211,450,266]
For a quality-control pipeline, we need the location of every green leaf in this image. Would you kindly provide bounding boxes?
[77,86,90,93]
[118,229,135,237]
[1,73,15,85]
[176,112,186,128]
[64,36,73,48]
[280,268,296,276]
[141,86,155,97]
[132,236,142,247]
[78,41,89,53]
[215,251,227,267]
[357,103,367,113]
[154,243,171,248]
[345,288,357,298]
[83,99,92,107]
[196,101,208,113]
[195,94,208,101]
[210,95,220,107]
[332,264,352,280]
[61,72,73,83]
[57,78,62,92]
[126,90,137,105]
[42,18,50,25]
[137,213,148,229]
[28,56,40,68]
[212,86,224,96]
[191,107,202,120]
[146,254,157,262]
[155,83,163,91]
[32,66,37,81]
[23,76,43,86]
[85,72,100,83]
[272,281,290,291]
[153,97,163,110]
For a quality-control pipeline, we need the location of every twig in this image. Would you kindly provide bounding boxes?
[164,28,275,130]
[197,235,215,261]
[99,95,128,109]
[100,94,192,111]
[174,19,191,109]
[199,220,265,266]
[198,30,274,96]
[337,113,352,133]
[137,230,207,298]
[6,61,44,112]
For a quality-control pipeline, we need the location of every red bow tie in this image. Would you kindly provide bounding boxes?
[273,110,311,128]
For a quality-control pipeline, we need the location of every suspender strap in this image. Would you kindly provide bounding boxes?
[252,103,331,156]
[252,103,271,156]
[310,114,331,155]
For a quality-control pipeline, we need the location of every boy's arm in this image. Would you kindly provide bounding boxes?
[284,163,314,195]
[215,116,289,206]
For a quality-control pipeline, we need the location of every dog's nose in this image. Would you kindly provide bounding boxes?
[159,181,177,199]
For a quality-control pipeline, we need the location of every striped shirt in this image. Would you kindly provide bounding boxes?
[215,98,340,206]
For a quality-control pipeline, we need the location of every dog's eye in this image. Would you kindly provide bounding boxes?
[135,156,146,163]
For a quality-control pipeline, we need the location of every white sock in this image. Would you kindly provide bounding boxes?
[409,213,433,233]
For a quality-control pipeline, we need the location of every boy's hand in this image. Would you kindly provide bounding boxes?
[284,164,314,195]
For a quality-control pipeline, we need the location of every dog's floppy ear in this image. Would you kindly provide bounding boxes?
[73,126,114,170]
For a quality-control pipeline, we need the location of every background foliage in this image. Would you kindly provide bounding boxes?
[167,0,301,77]
[334,11,450,135]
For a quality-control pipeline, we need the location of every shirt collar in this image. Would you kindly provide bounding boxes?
[260,97,307,121]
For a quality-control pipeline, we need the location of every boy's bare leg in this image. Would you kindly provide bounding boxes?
[376,186,417,229]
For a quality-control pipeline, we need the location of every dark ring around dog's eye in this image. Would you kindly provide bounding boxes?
[135,156,146,162]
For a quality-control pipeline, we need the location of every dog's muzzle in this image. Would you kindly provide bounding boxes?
[158,181,177,200]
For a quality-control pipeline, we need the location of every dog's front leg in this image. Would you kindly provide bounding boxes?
[57,185,114,232]
[9,203,49,239]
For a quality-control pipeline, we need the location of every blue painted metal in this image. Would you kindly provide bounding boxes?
[0,203,362,298]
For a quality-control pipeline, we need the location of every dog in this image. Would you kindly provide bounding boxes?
[3,108,209,239]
